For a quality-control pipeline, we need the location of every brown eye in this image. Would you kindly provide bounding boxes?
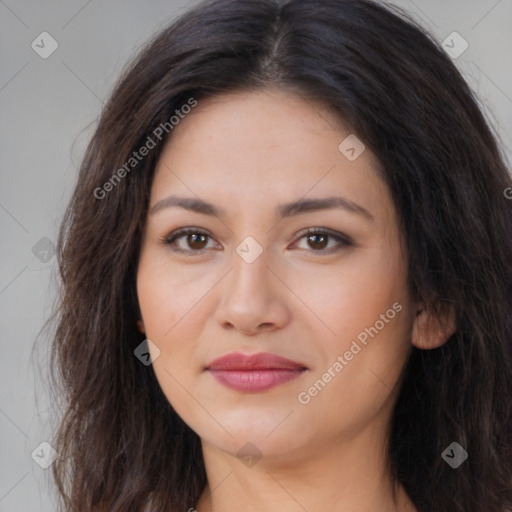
[293,228,353,254]
[306,233,329,250]
[164,228,217,254]
[186,232,208,250]
[164,227,352,256]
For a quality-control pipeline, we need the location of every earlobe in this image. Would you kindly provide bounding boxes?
[411,302,457,350]
[136,319,145,334]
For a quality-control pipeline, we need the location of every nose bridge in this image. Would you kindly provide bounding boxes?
[214,237,290,333]
[228,238,272,299]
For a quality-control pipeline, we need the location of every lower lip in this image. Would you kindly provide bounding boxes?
[208,369,306,392]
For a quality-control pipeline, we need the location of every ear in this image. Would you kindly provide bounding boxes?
[136,319,145,334]
[411,301,456,350]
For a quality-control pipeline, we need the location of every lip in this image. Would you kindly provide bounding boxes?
[206,352,308,393]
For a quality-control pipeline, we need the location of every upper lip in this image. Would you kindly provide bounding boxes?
[206,352,308,371]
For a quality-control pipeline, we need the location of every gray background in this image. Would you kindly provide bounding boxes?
[1,0,511,510]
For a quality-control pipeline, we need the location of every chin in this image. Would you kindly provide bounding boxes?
[194,414,312,463]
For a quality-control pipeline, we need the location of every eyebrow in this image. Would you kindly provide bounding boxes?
[149,195,374,221]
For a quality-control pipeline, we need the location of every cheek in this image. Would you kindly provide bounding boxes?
[296,305,412,443]
[136,249,218,383]
[136,251,214,339]
[293,243,409,348]
[136,253,211,428]
[293,244,413,418]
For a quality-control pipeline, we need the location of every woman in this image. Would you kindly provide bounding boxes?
[48,0,512,510]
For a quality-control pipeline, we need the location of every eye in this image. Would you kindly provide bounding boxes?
[163,228,219,254]
[163,227,352,256]
[292,228,353,254]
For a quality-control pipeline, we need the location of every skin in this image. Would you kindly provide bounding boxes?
[136,88,454,512]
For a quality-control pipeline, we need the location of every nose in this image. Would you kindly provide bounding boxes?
[213,249,291,336]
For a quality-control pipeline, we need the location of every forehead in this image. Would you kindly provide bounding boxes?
[158,88,350,164]
[150,88,392,225]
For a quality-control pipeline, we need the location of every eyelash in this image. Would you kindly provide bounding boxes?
[162,227,353,256]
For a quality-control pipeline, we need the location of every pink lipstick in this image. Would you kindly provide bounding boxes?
[206,352,308,392]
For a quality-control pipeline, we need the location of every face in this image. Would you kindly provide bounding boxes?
[136,88,417,461]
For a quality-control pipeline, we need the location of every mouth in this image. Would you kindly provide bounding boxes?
[205,352,308,393]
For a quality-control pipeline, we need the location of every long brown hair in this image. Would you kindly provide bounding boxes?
[46,0,512,510]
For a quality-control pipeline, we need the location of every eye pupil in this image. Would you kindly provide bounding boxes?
[188,233,208,249]
[308,234,328,250]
